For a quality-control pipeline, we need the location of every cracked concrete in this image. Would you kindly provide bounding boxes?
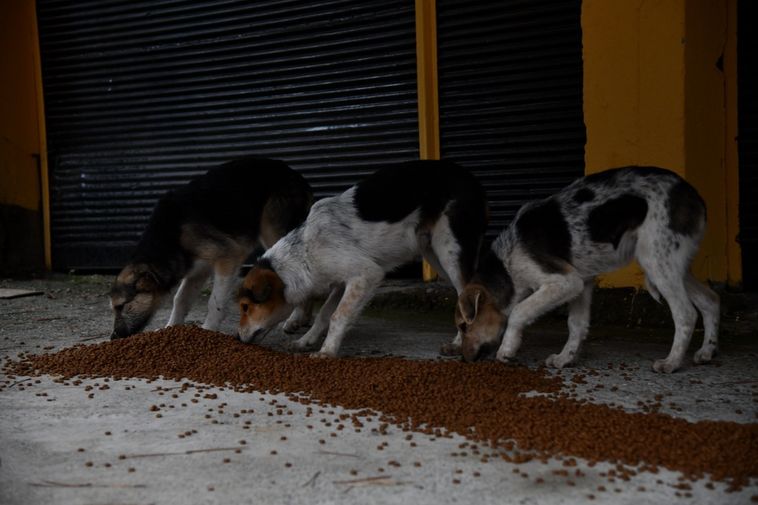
[0,275,756,505]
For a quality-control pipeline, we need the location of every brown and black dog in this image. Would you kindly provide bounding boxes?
[109,156,313,339]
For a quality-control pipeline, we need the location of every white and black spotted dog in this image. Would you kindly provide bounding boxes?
[455,166,720,373]
[236,160,488,357]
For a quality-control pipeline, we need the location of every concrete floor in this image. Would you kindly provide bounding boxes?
[0,275,756,505]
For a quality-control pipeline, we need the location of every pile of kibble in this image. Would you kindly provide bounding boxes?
[4,325,757,489]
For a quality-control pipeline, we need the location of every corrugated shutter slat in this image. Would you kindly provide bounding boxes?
[437,0,585,239]
[38,0,419,269]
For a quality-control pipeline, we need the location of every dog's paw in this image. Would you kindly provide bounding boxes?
[652,358,680,374]
[440,342,462,356]
[282,320,300,334]
[545,353,574,369]
[310,351,335,359]
[495,351,517,365]
[283,318,312,334]
[693,346,717,365]
[287,338,317,353]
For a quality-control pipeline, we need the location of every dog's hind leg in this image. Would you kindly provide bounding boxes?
[686,273,720,364]
[427,214,479,355]
[496,270,584,363]
[167,261,211,327]
[545,280,594,369]
[290,286,344,351]
[637,245,698,374]
[314,269,384,358]
[202,261,240,331]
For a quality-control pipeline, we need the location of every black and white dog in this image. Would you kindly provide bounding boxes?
[109,156,313,339]
[455,166,720,373]
[237,160,488,357]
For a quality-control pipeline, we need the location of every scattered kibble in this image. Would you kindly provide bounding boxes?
[4,325,757,490]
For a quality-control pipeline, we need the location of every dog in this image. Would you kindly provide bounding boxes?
[236,160,488,357]
[109,156,313,339]
[455,166,720,373]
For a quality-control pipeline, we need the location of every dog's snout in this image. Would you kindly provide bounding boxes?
[237,327,266,344]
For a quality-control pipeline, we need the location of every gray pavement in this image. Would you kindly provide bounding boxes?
[0,275,756,505]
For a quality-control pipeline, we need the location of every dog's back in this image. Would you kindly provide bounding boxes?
[296,160,487,280]
[498,166,706,278]
[161,157,311,243]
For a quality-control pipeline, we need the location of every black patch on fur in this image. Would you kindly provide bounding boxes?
[353,160,482,224]
[129,156,311,288]
[587,194,648,248]
[667,180,706,235]
[516,199,572,273]
[255,257,275,273]
[573,188,595,203]
[354,160,487,282]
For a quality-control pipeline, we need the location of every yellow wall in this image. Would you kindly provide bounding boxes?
[0,0,48,273]
[0,0,44,211]
[582,0,740,287]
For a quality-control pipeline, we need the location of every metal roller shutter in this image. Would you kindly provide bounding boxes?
[37,0,419,269]
[436,0,585,237]
[738,0,758,289]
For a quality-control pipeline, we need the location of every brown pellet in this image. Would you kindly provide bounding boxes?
[6,325,757,488]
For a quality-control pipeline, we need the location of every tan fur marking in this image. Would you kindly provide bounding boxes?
[457,285,505,361]
[239,268,288,328]
[180,224,255,264]
[259,198,287,249]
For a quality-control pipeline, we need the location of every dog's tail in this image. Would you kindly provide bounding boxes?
[644,276,662,304]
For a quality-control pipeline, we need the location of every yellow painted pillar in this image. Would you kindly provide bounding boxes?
[582,0,739,287]
[415,0,441,281]
[0,0,48,272]
[32,0,51,271]
[722,0,742,286]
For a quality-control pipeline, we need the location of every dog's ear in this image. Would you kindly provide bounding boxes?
[458,288,482,325]
[251,275,273,303]
[136,270,160,292]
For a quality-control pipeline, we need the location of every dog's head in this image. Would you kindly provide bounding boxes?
[456,284,506,362]
[238,264,292,343]
[109,263,169,339]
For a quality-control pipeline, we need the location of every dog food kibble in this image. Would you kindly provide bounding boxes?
[6,326,757,488]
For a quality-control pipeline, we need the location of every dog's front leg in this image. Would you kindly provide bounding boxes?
[545,281,593,368]
[496,274,584,363]
[202,265,238,331]
[290,286,344,351]
[167,262,211,327]
[313,273,383,358]
[283,298,314,334]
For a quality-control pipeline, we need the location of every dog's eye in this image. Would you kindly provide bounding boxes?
[113,303,125,312]
[458,322,467,333]
[241,303,249,313]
